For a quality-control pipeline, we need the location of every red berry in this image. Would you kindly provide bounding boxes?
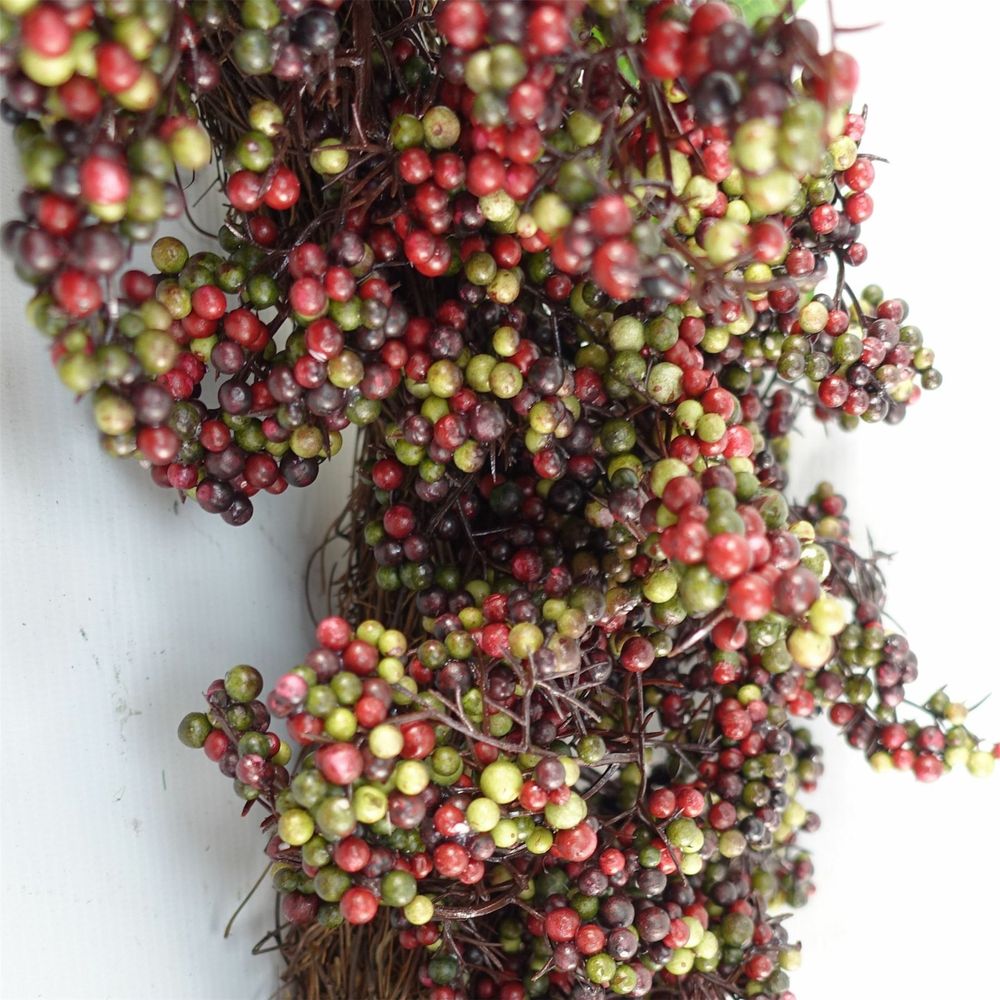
[526,4,569,56]
[282,892,319,926]
[511,548,543,583]
[57,75,101,120]
[719,706,752,741]
[95,42,141,94]
[750,220,788,263]
[433,152,466,190]
[304,318,344,361]
[648,787,676,819]
[690,1,733,36]
[287,713,323,744]
[436,0,487,50]
[120,269,155,303]
[553,822,597,862]
[355,694,388,728]
[592,238,639,301]
[644,20,687,80]
[54,268,102,318]
[786,247,815,276]
[665,917,690,948]
[676,786,705,817]
[709,801,737,830]
[192,284,227,320]
[199,420,230,453]
[383,503,416,539]
[245,454,278,489]
[316,615,352,650]
[467,152,505,197]
[509,81,546,124]
[404,229,435,266]
[726,573,773,621]
[480,622,510,658]
[227,171,265,212]
[37,193,81,236]
[576,924,606,956]
[167,463,198,490]
[263,165,301,210]
[599,848,625,875]
[316,742,364,785]
[203,729,230,762]
[288,242,326,278]
[661,476,701,512]
[343,640,379,676]
[505,124,542,165]
[401,721,436,760]
[845,191,873,224]
[810,50,860,106]
[669,519,708,564]
[589,194,632,238]
[248,214,278,246]
[723,425,754,459]
[334,836,371,873]
[818,375,850,409]
[80,154,130,205]
[400,148,433,185]
[879,724,908,751]
[22,3,73,56]
[372,458,405,491]
[810,204,839,235]
[545,907,581,943]
[433,842,470,878]
[433,803,465,837]
[844,157,875,191]
[746,954,774,981]
[619,635,655,673]
[341,886,378,925]
[289,276,327,318]
[518,781,548,812]
[705,533,751,581]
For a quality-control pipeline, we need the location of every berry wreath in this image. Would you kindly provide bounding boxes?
[0,2,996,1000]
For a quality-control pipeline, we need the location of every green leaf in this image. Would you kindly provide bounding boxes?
[617,53,640,89]
[592,24,640,89]
[731,0,807,26]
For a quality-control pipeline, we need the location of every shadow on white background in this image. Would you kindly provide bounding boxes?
[1,1,998,998]
[0,137,351,997]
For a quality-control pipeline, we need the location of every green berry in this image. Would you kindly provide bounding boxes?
[224,665,263,703]
[278,808,315,846]
[480,759,523,804]
[422,106,461,149]
[177,712,211,748]
[381,869,417,907]
[368,723,403,759]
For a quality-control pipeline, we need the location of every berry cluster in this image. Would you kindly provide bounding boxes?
[2,0,940,525]
[2,1,991,999]
[180,517,994,1000]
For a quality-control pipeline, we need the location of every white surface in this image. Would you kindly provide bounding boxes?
[0,147,346,996]
[783,3,1000,997]
[1,2,998,998]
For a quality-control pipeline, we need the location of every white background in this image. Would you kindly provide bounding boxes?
[1,2,998,998]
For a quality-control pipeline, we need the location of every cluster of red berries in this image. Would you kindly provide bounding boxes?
[179,490,995,998]
[2,1,992,999]
[1,0,940,525]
